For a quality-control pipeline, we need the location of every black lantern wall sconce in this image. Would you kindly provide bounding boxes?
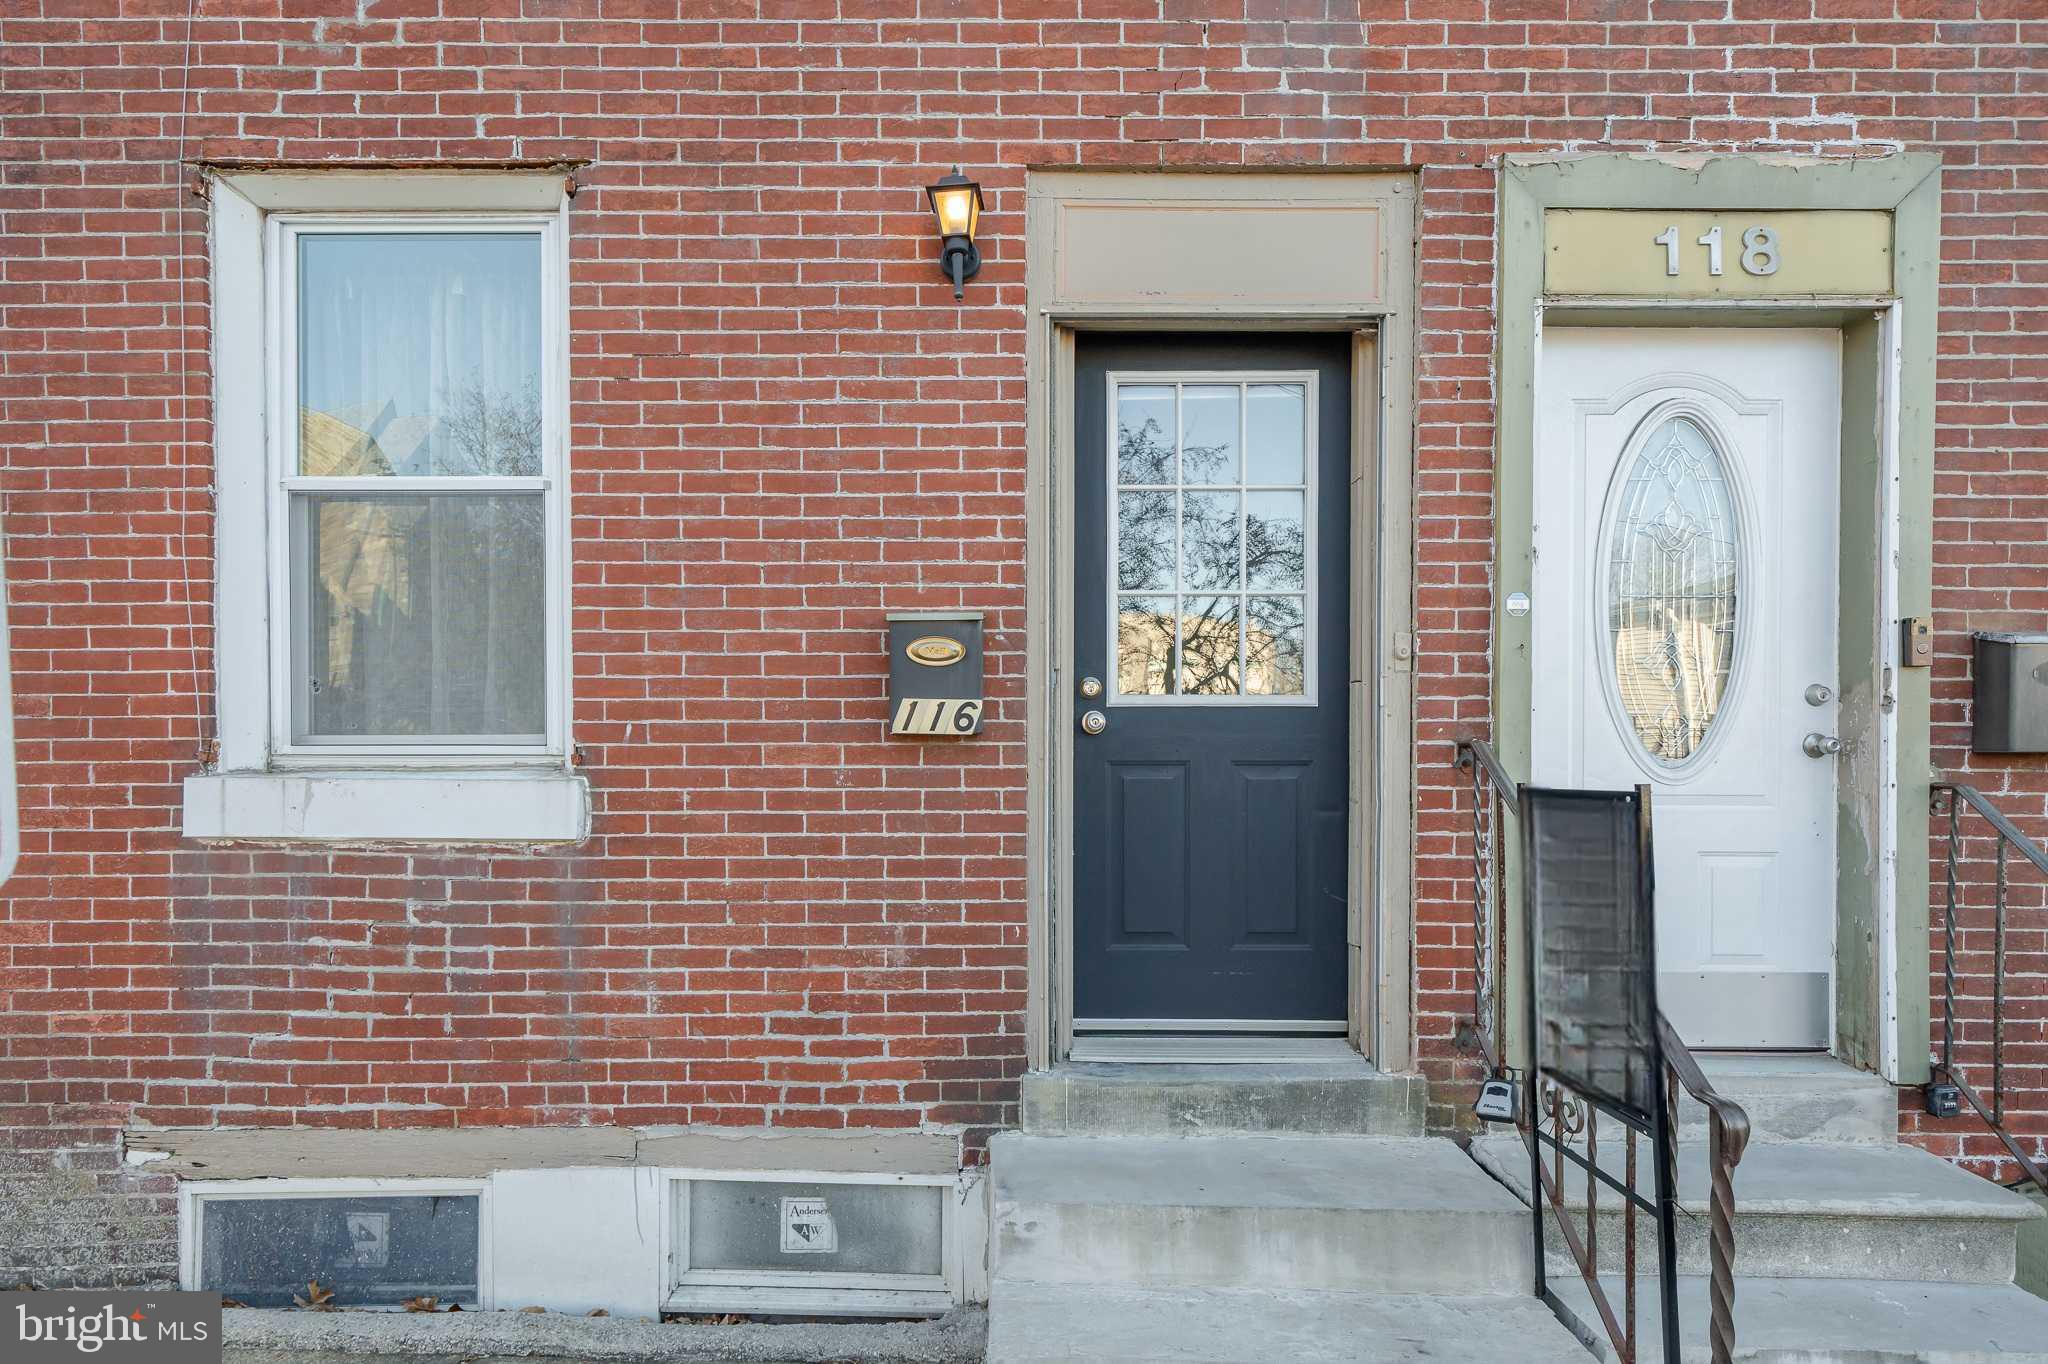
[925,169,984,300]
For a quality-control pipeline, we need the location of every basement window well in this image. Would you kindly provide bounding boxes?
[663,1171,957,1317]
[180,1180,488,1308]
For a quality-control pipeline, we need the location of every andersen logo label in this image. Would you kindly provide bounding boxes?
[3,1292,221,1362]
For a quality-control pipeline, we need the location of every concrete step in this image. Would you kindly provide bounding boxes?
[987,1279,1594,1363]
[1473,1134,2043,1283]
[1549,1272,2048,1362]
[1021,1059,1427,1137]
[991,1132,1531,1295]
[1593,1053,1898,1145]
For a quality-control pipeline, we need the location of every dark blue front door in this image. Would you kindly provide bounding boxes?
[1072,333,1352,1028]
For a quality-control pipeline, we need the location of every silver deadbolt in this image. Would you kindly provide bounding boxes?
[1080,710,1108,735]
[1804,683,1833,707]
[1802,732,1842,759]
[1079,675,1103,699]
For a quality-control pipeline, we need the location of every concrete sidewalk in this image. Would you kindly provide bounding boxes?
[222,1307,986,1363]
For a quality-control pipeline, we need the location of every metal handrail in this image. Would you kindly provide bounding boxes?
[1659,1014,1752,1364]
[1460,737,1520,817]
[1453,739,1515,1074]
[1930,780,2048,1199]
[1454,737,1749,1364]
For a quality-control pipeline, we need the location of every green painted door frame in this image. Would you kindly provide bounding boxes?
[1491,152,1942,1082]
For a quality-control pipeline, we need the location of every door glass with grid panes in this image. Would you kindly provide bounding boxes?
[1112,381,1311,702]
[277,222,558,751]
[1073,335,1352,1030]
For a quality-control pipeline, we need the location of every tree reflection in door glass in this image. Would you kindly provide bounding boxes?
[1246,596,1306,697]
[1181,491,1241,591]
[1245,490,1305,591]
[1116,386,1176,484]
[1111,378,1311,700]
[1117,490,1176,592]
[1180,386,1240,484]
[1116,595,1177,695]
[1179,596,1242,695]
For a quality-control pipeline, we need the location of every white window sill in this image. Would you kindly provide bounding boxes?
[182,771,589,844]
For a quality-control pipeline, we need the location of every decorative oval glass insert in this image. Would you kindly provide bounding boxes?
[1605,414,1740,766]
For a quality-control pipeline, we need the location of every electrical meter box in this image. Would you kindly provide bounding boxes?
[886,612,984,738]
[1973,631,2048,755]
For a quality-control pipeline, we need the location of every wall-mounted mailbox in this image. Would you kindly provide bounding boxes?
[887,612,984,738]
[1973,632,2048,755]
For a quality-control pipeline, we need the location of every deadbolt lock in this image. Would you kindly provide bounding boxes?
[1079,676,1102,699]
[1804,684,1833,707]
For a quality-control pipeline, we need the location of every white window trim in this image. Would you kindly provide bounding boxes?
[178,1176,494,1308]
[266,211,566,760]
[658,1167,968,1318]
[183,171,585,844]
[1104,368,1321,708]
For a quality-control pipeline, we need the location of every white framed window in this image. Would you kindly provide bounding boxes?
[179,1178,492,1309]
[267,214,565,758]
[183,171,584,843]
[1106,371,1318,706]
[661,1169,964,1318]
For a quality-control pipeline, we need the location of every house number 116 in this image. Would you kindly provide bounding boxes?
[1653,223,1780,277]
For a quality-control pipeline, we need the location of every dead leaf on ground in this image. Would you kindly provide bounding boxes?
[518,1305,546,1313]
[292,1279,337,1311]
[446,1303,462,1312]
[587,1308,608,1317]
[219,1297,248,1309]
[402,1295,439,1313]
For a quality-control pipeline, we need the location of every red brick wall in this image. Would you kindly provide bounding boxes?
[1,0,2043,1285]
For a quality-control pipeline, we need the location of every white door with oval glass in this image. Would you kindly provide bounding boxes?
[1534,328,1841,1049]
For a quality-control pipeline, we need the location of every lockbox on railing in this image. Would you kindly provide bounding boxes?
[1972,631,2048,755]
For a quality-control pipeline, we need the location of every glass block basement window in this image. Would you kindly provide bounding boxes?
[197,1194,481,1307]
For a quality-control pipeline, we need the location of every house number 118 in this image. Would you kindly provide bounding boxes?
[1654,223,1780,277]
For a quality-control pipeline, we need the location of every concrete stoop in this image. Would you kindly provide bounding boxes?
[986,1280,1592,1363]
[993,1132,1535,1295]
[986,1057,1593,1364]
[1020,1060,1428,1137]
[1470,1134,2039,1282]
[1474,1055,2048,1362]
[1549,1275,2048,1363]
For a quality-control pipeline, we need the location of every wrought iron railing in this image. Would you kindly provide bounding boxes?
[1454,739,1750,1364]
[1453,737,1515,1074]
[1930,780,2048,1199]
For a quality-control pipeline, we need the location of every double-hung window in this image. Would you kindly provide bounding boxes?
[184,173,582,843]
[272,217,562,755]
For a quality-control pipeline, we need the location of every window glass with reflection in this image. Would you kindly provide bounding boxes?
[287,231,549,745]
[1112,379,1310,700]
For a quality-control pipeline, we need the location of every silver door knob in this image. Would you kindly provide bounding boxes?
[1802,732,1842,759]
[1079,676,1102,699]
[1804,684,1833,707]
[1080,710,1108,735]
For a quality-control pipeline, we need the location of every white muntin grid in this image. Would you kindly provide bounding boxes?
[1103,369,1320,708]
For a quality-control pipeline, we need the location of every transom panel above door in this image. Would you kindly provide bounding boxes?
[1534,327,1843,1050]
[1071,334,1353,1033]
